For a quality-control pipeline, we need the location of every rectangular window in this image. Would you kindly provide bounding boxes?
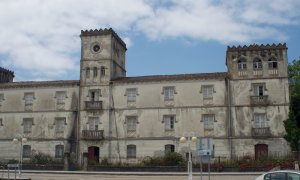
[163,86,175,100]
[0,118,3,126]
[126,116,137,132]
[101,66,105,76]
[203,114,214,130]
[88,117,99,131]
[24,93,34,106]
[164,115,175,130]
[89,89,101,101]
[55,145,64,158]
[55,118,66,133]
[23,145,31,158]
[253,84,265,96]
[56,91,67,104]
[254,113,267,128]
[93,67,98,77]
[23,118,33,133]
[86,67,90,78]
[202,85,214,99]
[126,88,137,102]
[127,145,136,159]
[165,144,175,154]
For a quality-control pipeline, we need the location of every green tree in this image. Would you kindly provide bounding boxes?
[284,57,300,151]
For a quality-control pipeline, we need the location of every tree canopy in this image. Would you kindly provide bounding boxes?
[284,57,300,151]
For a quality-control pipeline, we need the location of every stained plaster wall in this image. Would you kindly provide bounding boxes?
[0,85,79,160]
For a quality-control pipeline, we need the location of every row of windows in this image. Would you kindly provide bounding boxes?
[0,91,68,106]
[238,57,278,70]
[85,66,105,78]
[85,113,268,133]
[126,144,175,159]
[124,85,215,102]
[0,117,67,133]
[124,83,266,103]
[22,145,64,158]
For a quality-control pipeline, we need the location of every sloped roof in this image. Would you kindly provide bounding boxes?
[112,72,228,83]
[0,80,80,89]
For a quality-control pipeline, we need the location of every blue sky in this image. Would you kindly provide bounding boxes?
[0,0,299,81]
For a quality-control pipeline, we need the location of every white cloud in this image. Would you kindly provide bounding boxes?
[0,0,299,80]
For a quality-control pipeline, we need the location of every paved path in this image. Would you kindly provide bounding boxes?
[1,171,261,180]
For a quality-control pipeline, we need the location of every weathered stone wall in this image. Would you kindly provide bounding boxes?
[0,84,79,161]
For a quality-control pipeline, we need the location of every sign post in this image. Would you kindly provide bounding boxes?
[197,138,213,180]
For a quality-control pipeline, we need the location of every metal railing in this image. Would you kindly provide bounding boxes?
[85,101,103,110]
[252,127,271,137]
[250,96,268,105]
[82,130,104,140]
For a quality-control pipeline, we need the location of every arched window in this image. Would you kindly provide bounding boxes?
[268,57,277,69]
[93,67,98,77]
[165,144,175,154]
[100,66,105,76]
[86,67,90,78]
[23,145,31,158]
[55,145,64,158]
[127,144,136,159]
[238,58,247,70]
[253,58,262,69]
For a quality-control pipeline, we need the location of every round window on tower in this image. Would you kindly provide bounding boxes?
[90,42,101,53]
[93,45,100,52]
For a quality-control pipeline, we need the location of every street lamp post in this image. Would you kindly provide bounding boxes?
[180,133,197,180]
[12,134,27,175]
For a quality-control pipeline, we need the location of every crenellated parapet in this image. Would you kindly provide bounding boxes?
[80,28,127,50]
[227,43,287,52]
[0,67,14,83]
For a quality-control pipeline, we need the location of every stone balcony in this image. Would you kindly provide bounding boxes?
[252,127,271,138]
[85,101,103,110]
[250,95,268,105]
[81,130,104,140]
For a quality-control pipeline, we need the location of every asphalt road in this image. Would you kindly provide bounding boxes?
[2,173,259,180]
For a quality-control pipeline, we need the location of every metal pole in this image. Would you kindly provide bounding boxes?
[20,140,23,175]
[208,155,211,180]
[188,137,192,180]
[200,155,202,180]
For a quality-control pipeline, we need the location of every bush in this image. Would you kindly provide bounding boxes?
[30,152,62,164]
[163,152,185,166]
[141,152,185,166]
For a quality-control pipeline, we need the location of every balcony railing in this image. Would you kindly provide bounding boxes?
[252,127,271,138]
[85,101,103,110]
[250,96,268,105]
[82,130,104,140]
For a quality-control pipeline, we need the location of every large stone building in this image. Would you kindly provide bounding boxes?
[0,28,290,165]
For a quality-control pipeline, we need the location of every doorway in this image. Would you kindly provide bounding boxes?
[88,146,99,164]
[255,144,268,160]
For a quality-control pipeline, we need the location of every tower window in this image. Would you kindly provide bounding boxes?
[253,58,262,69]
[238,59,247,70]
[92,44,100,53]
[93,67,98,77]
[101,66,105,76]
[86,67,90,78]
[268,57,278,69]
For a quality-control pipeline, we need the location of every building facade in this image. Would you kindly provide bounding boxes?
[0,28,290,165]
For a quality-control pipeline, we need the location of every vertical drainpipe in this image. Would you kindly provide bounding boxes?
[77,36,83,164]
[108,35,113,160]
[226,77,233,159]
